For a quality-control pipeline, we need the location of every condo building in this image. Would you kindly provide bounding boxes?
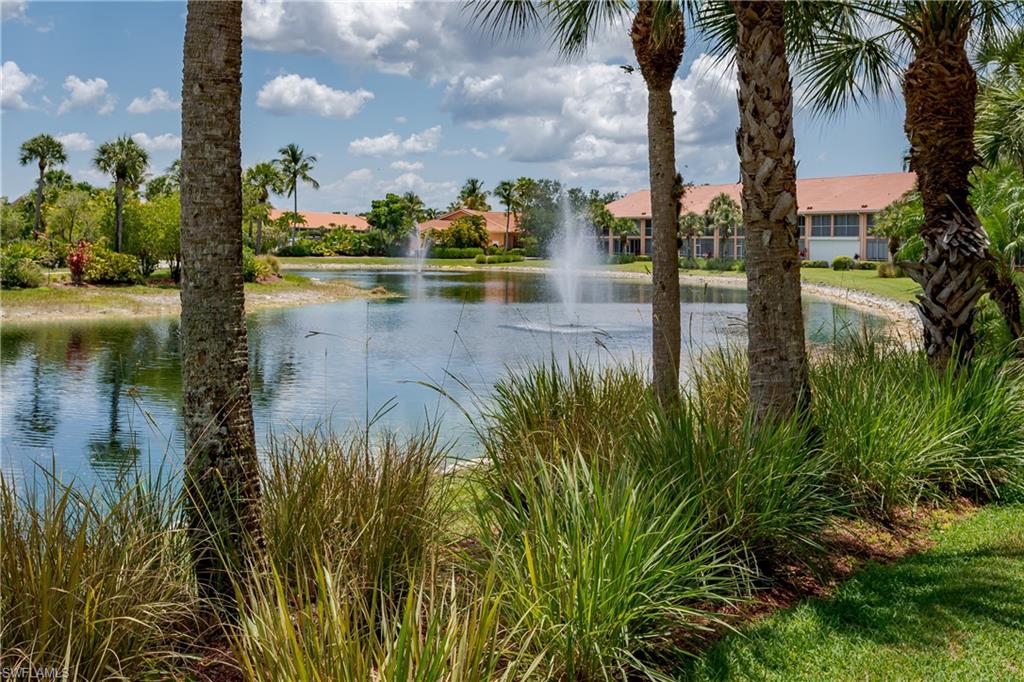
[603,172,917,262]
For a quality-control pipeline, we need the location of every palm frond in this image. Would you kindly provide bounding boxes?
[466,0,542,41]
[547,0,630,59]
[796,25,904,118]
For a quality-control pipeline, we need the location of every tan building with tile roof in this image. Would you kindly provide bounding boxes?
[418,208,520,248]
[605,172,917,262]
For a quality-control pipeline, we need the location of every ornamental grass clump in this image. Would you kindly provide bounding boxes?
[630,402,840,573]
[260,425,452,603]
[232,559,539,682]
[0,467,196,680]
[473,448,742,680]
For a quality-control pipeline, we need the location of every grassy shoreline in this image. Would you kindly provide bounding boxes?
[0,271,389,323]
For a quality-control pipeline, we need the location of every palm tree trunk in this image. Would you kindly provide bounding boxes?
[180,0,262,616]
[256,216,264,255]
[115,178,124,252]
[34,163,44,235]
[504,210,510,251]
[734,0,811,421]
[632,1,684,408]
[291,188,298,244]
[888,236,900,262]
[901,16,990,371]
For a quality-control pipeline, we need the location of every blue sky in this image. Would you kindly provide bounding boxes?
[2,0,909,213]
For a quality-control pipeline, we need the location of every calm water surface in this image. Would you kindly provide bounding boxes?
[1,269,885,485]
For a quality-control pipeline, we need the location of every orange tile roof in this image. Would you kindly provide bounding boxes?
[606,172,917,218]
[267,208,370,232]
[417,208,518,236]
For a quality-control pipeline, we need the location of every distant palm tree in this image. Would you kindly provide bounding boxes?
[244,162,284,254]
[494,179,519,250]
[679,211,705,257]
[93,135,149,252]
[796,0,1018,369]
[180,0,262,616]
[275,143,319,242]
[402,190,427,223]
[704,192,741,257]
[458,177,490,211]
[475,0,688,406]
[19,134,68,235]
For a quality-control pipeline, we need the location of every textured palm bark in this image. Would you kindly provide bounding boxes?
[180,0,263,614]
[901,16,990,370]
[733,1,811,421]
[631,1,684,407]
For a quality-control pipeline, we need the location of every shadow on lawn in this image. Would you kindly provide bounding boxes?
[682,524,1024,681]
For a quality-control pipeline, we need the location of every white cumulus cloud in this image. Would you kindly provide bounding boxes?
[55,132,95,152]
[349,126,441,156]
[1,60,40,110]
[257,73,373,118]
[131,132,181,152]
[390,160,423,171]
[127,87,180,114]
[58,74,116,115]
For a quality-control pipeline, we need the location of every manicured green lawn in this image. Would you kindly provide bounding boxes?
[798,268,920,302]
[682,503,1024,681]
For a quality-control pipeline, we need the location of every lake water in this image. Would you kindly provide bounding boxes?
[1,269,885,486]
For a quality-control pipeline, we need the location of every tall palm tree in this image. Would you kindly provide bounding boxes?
[275,143,319,243]
[244,162,284,254]
[93,135,149,252]
[180,0,262,615]
[19,134,67,235]
[975,27,1024,174]
[704,192,741,257]
[494,179,519,250]
[474,0,687,406]
[796,0,1019,370]
[695,3,854,419]
[458,177,491,211]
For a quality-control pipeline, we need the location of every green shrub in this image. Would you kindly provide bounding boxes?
[856,260,878,270]
[635,254,652,262]
[832,256,855,271]
[703,257,739,271]
[801,260,830,268]
[474,253,524,264]
[877,262,905,278]
[608,254,636,265]
[258,253,280,276]
[0,470,195,679]
[680,256,702,269]
[83,249,142,284]
[429,247,484,259]
[275,239,321,257]
[0,255,44,289]
[242,246,272,282]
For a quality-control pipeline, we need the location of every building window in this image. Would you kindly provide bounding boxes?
[799,219,805,236]
[736,238,745,258]
[697,238,715,257]
[866,213,876,231]
[834,213,860,237]
[866,238,888,261]
[811,214,831,237]
[644,219,652,236]
[644,237,653,254]
[735,226,745,237]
